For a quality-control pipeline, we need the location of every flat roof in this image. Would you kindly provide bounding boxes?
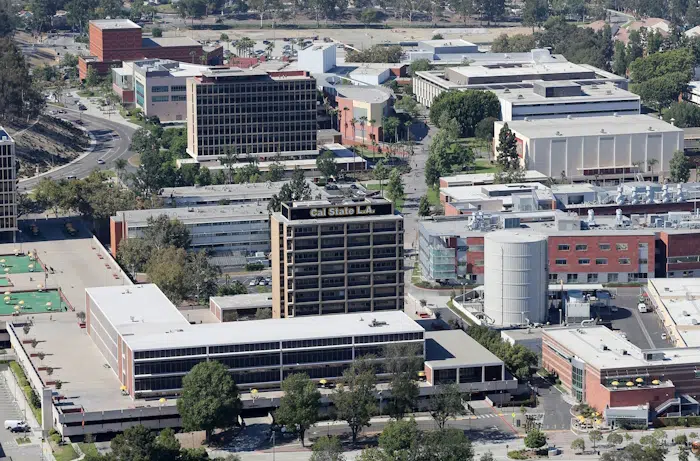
[335,84,392,104]
[498,114,682,139]
[648,278,700,347]
[143,36,201,48]
[210,293,273,310]
[90,18,140,30]
[86,285,189,335]
[543,325,700,369]
[0,126,12,143]
[440,170,548,186]
[501,328,543,341]
[425,330,502,368]
[420,39,477,48]
[449,61,594,79]
[300,42,336,52]
[494,82,640,105]
[115,203,269,227]
[125,311,424,351]
[440,182,550,202]
[159,182,288,201]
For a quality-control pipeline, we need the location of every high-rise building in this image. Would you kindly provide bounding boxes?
[270,199,404,318]
[0,128,17,238]
[186,68,318,161]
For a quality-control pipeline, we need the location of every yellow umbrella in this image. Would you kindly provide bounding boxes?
[251,389,258,396]
[611,381,619,386]
[46,302,52,307]
[4,291,9,296]
[159,398,166,404]
[37,284,43,290]
[13,305,19,311]
[626,381,634,387]
[18,300,24,305]
[635,377,644,383]
[418,371,426,377]
[319,379,327,385]
[577,415,585,422]
[120,385,127,391]
[4,268,9,273]
[1,259,6,263]
[652,379,660,385]
[4,296,9,301]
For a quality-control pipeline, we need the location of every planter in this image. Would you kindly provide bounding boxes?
[46,380,56,385]
[37,366,47,371]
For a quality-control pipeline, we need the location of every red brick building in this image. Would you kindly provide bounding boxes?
[543,326,700,422]
[78,19,223,80]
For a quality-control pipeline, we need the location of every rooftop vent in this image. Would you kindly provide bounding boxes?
[369,318,388,327]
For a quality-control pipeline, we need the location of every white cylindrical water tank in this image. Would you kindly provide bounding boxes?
[483,231,548,326]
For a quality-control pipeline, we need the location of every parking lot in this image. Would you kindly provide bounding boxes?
[607,287,668,349]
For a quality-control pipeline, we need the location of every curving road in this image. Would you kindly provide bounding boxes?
[18,105,136,191]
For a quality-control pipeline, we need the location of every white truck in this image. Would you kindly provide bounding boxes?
[638,303,648,313]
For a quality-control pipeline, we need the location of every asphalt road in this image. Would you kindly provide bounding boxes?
[18,105,136,191]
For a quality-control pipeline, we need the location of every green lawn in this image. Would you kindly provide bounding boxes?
[53,444,78,461]
[471,158,498,173]
[0,290,66,316]
[426,187,441,207]
[0,255,44,274]
[364,183,382,191]
[77,442,98,457]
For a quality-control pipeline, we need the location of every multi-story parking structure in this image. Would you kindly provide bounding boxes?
[186,68,317,161]
[271,199,404,318]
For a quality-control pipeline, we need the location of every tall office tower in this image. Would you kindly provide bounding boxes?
[186,68,317,161]
[270,199,404,318]
[0,128,17,239]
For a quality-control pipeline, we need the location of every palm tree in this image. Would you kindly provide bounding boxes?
[342,107,350,138]
[265,41,275,57]
[199,52,209,65]
[350,117,358,141]
[114,158,127,181]
[189,50,197,64]
[647,158,659,175]
[220,149,238,184]
[359,116,368,144]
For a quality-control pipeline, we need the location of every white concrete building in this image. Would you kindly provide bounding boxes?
[110,203,270,256]
[495,81,640,121]
[493,115,683,181]
[413,50,627,107]
[113,59,212,122]
[297,42,336,73]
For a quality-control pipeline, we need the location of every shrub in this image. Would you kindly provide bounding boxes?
[245,262,265,271]
[507,450,528,460]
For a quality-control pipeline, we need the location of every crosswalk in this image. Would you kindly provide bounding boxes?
[468,413,503,420]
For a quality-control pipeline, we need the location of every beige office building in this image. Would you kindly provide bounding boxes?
[0,128,16,237]
[271,199,404,318]
[186,68,317,161]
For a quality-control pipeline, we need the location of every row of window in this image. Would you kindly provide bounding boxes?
[152,95,187,102]
[549,273,647,283]
[554,258,642,265]
[557,242,647,252]
[152,85,186,93]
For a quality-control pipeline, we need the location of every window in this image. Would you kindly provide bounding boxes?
[595,258,607,265]
[599,243,611,251]
[558,244,570,251]
[567,274,578,283]
[639,258,648,264]
[468,245,484,252]
[616,243,628,251]
[152,95,169,102]
[171,95,187,102]
[170,85,186,92]
[608,273,618,283]
[549,273,558,281]
[575,244,588,251]
[578,259,590,265]
[587,274,598,283]
[152,85,169,93]
[638,242,648,249]
[618,258,630,265]
[555,259,567,265]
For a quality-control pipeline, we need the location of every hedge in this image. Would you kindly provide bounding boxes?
[9,361,42,424]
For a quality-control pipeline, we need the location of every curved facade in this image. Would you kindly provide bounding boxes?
[483,231,548,326]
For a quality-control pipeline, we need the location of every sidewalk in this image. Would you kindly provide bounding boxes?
[68,91,142,131]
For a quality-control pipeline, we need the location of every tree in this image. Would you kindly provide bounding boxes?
[267,167,312,213]
[110,425,155,460]
[673,434,688,446]
[373,159,390,194]
[186,250,220,303]
[378,418,420,457]
[147,247,189,303]
[496,123,519,172]
[670,150,691,183]
[267,161,284,182]
[600,443,666,461]
[479,453,494,461]
[418,195,431,217]
[358,8,381,25]
[143,215,191,251]
[114,158,128,180]
[522,0,548,31]
[248,0,281,27]
[385,169,404,204]
[605,432,623,449]
[332,358,377,443]
[22,324,30,335]
[117,238,152,276]
[429,90,500,138]
[491,34,537,53]
[475,117,497,143]
[310,436,345,461]
[409,59,432,76]
[663,102,700,127]
[613,41,628,77]
[589,430,603,450]
[152,27,162,37]
[571,438,586,454]
[679,444,689,461]
[417,428,474,461]
[524,429,547,450]
[316,151,338,179]
[0,39,45,123]
[395,95,420,119]
[428,383,465,429]
[177,361,242,442]
[254,307,272,319]
[275,373,320,447]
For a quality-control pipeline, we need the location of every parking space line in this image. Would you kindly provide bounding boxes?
[631,304,655,348]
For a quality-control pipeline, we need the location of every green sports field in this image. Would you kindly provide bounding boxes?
[0,255,44,274]
[0,290,65,316]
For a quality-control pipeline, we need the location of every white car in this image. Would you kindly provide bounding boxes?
[249,280,257,287]
[4,420,27,431]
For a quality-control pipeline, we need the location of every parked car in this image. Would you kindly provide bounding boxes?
[78,104,87,110]
[5,420,27,431]
[97,159,105,164]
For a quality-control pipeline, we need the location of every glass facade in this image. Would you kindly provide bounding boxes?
[571,359,585,402]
